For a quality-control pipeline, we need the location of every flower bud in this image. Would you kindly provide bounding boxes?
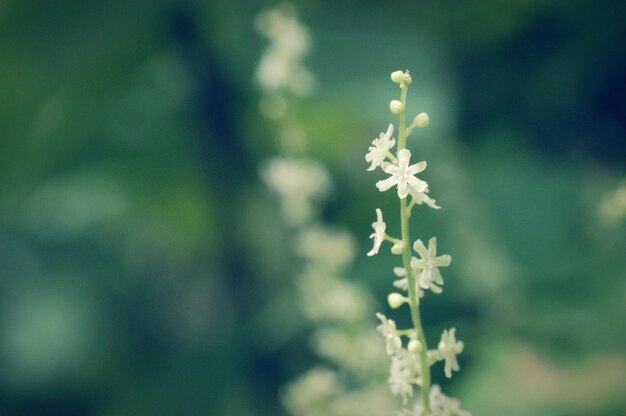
[390,242,404,255]
[414,112,430,128]
[390,100,404,114]
[408,339,423,352]
[387,293,406,309]
[390,70,404,84]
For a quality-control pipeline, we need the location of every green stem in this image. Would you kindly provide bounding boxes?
[397,82,431,413]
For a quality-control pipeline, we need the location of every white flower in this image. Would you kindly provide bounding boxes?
[409,186,441,209]
[365,124,396,171]
[387,349,422,405]
[367,208,386,256]
[402,385,471,416]
[298,267,371,323]
[436,328,464,378]
[392,267,424,299]
[375,312,402,355]
[410,237,451,294]
[254,4,315,96]
[296,226,355,271]
[261,157,331,225]
[388,355,414,404]
[281,366,342,415]
[429,384,471,416]
[376,149,428,199]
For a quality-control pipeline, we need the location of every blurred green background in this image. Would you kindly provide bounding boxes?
[1,0,625,415]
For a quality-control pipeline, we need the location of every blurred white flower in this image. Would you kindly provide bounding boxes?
[599,179,626,226]
[254,3,316,97]
[376,149,428,199]
[313,329,387,376]
[410,237,451,294]
[281,366,342,415]
[375,312,402,355]
[262,158,331,225]
[436,328,464,378]
[365,124,395,171]
[400,384,471,416]
[392,267,425,299]
[296,226,356,271]
[388,355,414,404]
[299,267,371,323]
[387,349,421,405]
[409,186,440,209]
[367,208,386,256]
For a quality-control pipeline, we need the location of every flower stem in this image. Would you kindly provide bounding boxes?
[397,82,431,414]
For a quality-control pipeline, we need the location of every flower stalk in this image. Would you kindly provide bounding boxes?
[396,82,431,411]
[367,70,470,415]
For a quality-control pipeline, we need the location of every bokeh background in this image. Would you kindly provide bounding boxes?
[1,0,625,415]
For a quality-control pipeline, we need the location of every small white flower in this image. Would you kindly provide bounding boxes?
[254,4,315,96]
[281,366,342,415]
[404,385,471,416]
[411,237,451,294]
[365,124,396,171]
[377,149,428,199]
[261,157,332,225]
[296,226,355,271]
[430,384,471,416]
[388,355,414,404]
[392,267,424,299]
[367,208,386,256]
[409,186,441,209]
[375,312,402,355]
[436,328,464,378]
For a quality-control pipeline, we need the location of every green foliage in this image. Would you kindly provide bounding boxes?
[0,1,624,415]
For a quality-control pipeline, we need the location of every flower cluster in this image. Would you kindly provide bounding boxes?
[398,385,471,416]
[599,178,626,226]
[367,70,469,415]
[255,2,315,119]
[256,4,398,416]
[262,158,332,226]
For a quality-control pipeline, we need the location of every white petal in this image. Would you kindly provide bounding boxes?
[383,123,394,140]
[422,193,441,209]
[407,176,428,193]
[407,160,427,175]
[397,148,411,170]
[376,176,397,192]
[380,161,396,175]
[397,181,409,199]
[413,239,429,258]
[435,254,452,267]
[431,268,444,285]
[428,237,437,257]
[393,267,406,277]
